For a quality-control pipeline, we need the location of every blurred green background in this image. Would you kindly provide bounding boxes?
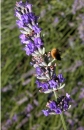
[1,0,84,130]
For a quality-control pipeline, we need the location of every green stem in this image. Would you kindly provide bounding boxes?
[53,90,67,130]
[60,113,67,130]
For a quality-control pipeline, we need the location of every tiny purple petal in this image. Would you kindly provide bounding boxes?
[24,42,35,55]
[6,119,12,126]
[12,114,18,122]
[26,2,32,12]
[21,14,30,24]
[36,80,41,88]
[49,79,58,88]
[29,12,38,22]
[66,93,71,101]
[34,37,43,48]
[63,103,69,110]
[21,13,38,24]
[42,110,49,116]
[36,67,43,76]
[19,34,30,44]
[49,101,57,110]
[55,108,62,114]
[57,74,65,83]
[15,11,21,19]
[41,82,49,90]
[32,25,41,34]
[16,20,24,28]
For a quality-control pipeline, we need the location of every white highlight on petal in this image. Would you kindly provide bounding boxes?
[41,62,47,66]
[32,53,37,57]
[38,47,42,54]
[24,27,31,32]
[37,76,48,80]
[44,89,52,93]
[42,47,45,55]
[68,105,71,109]
[27,24,32,29]
[33,64,39,68]
[49,112,56,115]
[48,59,56,66]
[34,51,40,55]
[20,30,28,34]
[58,84,65,90]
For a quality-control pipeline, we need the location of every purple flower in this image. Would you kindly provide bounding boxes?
[24,42,35,55]
[42,103,62,116]
[21,13,37,24]
[34,37,43,48]
[55,108,62,114]
[21,14,31,24]
[15,11,21,19]
[6,119,12,126]
[16,1,32,13]
[49,79,58,88]
[36,67,43,76]
[57,74,65,83]
[42,93,71,116]
[42,110,49,116]
[32,25,41,34]
[19,34,30,44]
[16,20,24,28]
[25,2,32,12]
[12,114,18,122]
[66,93,71,101]
[41,82,49,90]
[63,103,69,110]
[36,80,41,88]
[15,1,44,56]
[15,1,71,119]
[36,80,49,91]
[28,12,38,22]
[49,101,57,110]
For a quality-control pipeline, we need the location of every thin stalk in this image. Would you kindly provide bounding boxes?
[60,113,67,130]
[53,90,67,130]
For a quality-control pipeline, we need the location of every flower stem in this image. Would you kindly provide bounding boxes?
[60,113,67,130]
[53,90,67,130]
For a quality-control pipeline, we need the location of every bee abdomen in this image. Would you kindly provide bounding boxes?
[51,48,61,60]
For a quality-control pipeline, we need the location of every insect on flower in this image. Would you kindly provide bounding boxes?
[51,48,61,60]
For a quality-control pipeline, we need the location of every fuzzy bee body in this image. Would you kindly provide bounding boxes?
[51,48,61,60]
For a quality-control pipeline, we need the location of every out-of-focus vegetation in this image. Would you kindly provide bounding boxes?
[1,0,84,130]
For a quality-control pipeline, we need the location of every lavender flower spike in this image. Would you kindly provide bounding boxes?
[42,93,71,116]
[15,2,71,129]
[15,1,44,56]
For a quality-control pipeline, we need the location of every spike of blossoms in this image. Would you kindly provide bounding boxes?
[15,0,71,119]
[42,93,71,116]
[15,1,43,55]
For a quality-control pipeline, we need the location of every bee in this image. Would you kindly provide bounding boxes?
[51,48,61,60]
